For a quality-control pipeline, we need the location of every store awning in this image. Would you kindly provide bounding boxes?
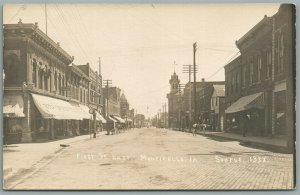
[108,116,117,123]
[225,92,264,114]
[126,118,133,122]
[79,104,93,119]
[3,95,25,117]
[96,111,107,123]
[70,102,91,119]
[31,93,82,120]
[111,115,126,123]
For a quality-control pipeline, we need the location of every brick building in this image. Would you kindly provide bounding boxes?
[224,4,295,148]
[196,79,225,127]
[77,63,103,115]
[3,20,77,143]
[3,20,106,143]
[102,86,126,129]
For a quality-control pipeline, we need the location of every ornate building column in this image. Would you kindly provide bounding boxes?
[21,92,33,142]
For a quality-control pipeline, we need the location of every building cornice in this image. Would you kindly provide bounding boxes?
[4,21,74,64]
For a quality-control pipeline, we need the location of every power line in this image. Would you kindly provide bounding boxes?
[207,51,240,80]
[53,4,91,64]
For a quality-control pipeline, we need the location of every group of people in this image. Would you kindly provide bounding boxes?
[191,122,208,136]
[107,124,126,135]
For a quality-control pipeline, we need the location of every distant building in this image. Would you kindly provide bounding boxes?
[210,85,225,131]
[178,79,224,130]
[120,93,129,118]
[135,114,145,128]
[196,79,225,127]
[166,71,225,130]
[120,93,133,128]
[77,63,103,114]
[166,72,180,129]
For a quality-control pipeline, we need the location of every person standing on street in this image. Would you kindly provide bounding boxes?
[242,113,250,137]
[192,123,198,136]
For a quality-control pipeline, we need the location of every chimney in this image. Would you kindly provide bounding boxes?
[201,78,205,82]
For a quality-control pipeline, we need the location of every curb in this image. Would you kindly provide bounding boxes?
[197,132,290,153]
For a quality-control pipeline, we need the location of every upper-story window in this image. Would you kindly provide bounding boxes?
[231,74,235,94]
[4,53,20,86]
[235,73,239,93]
[32,59,37,87]
[266,51,272,79]
[227,74,231,96]
[54,71,57,92]
[249,62,253,86]
[58,74,62,95]
[38,63,43,89]
[242,65,246,88]
[257,57,262,83]
[278,34,284,74]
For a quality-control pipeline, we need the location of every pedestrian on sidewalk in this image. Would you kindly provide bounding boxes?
[242,114,250,137]
[192,123,198,136]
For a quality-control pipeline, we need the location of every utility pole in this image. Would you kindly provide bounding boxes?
[103,79,112,117]
[178,84,185,131]
[104,79,112,133]
[193,42,198,124]
[183,64,197,131]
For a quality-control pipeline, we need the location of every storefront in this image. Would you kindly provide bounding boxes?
[3,95,26,144]
[225,92,265,136]
[95,111,106,132]
[31,93,89,140]
[111,115,126,129]
[274,81,287,135]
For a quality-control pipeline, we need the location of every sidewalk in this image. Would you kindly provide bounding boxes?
[170,128,289,153]
[3,131,106,182]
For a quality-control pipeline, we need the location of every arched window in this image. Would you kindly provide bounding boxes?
[38,63,43,89]
[62,76,65,96]
[4,54,19,86]
[32,59,37,87]
[58,74,61,95]
[54,71,57,92]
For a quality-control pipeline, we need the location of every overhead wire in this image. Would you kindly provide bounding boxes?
[54,4,92,64]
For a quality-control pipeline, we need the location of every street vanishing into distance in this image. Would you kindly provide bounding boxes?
[6,128,293,190]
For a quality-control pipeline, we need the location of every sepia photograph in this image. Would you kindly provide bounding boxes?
[2,3,296,190]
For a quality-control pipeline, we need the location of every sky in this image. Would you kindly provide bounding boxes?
[3,3,280,118]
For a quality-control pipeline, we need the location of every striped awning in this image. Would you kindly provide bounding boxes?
[31,93,82,120]
[108,116,117,123]
[96,111,107,123]
[3,95,25,118]
[111,115,126,123]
